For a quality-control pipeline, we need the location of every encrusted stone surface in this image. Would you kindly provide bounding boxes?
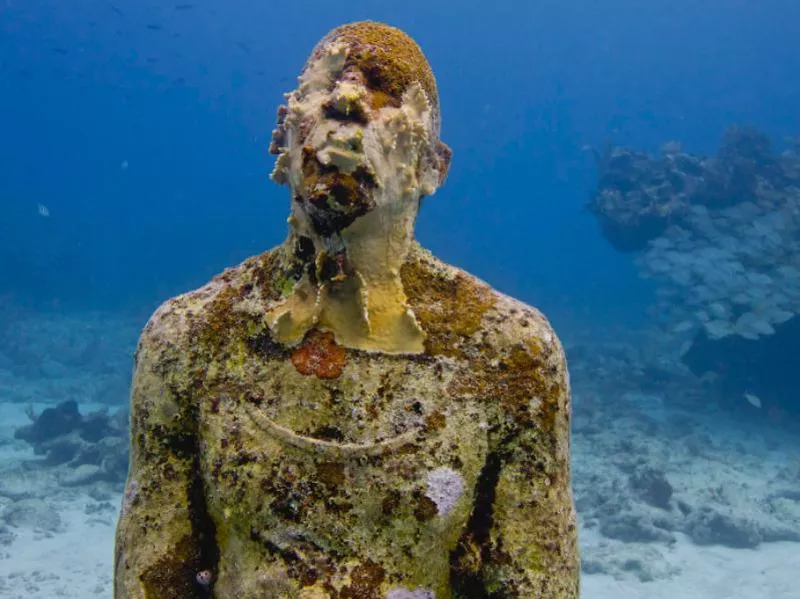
[114,20,578,599]
[114,244,579,598]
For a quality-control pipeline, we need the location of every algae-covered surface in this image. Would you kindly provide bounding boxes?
[113,242,579,598]
[114,20,578,599]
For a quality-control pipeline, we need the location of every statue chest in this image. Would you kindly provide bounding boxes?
[196,357,490,579]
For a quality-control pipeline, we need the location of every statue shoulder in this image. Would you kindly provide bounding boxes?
[484,291,568,373]
[135,247,286,375]
[403,245,569,443]
[402,244,566,370]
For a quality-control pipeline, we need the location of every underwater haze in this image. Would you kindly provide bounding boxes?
[1,1,800,597]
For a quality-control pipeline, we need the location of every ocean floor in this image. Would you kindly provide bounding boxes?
[0,309,798,598]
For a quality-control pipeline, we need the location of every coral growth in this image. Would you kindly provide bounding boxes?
[15,400,129,484]
[589,125,800,411]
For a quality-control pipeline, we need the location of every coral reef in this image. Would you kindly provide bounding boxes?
[588,126,800,412]
[114,21,578,599]
[14,400,129,485]
[588,126,795,252]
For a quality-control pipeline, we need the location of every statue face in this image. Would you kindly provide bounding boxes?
[271,41,451,241]
[291,65,382,238]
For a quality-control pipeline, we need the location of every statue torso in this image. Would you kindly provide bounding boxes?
[199,348,488,598]
[156,243,563,598]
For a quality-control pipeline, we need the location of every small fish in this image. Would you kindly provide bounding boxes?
[37,203,50,218]
[121,159,129,170]
[174,3,194,9]
[743,392,762,409]
[236,41,252,54]
[146,23,163,31]
[110,4,123,16]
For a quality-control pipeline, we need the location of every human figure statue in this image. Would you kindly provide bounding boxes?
[114,21,579,599]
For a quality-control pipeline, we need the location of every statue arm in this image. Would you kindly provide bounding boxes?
[114,328,209,599]
[482,336,580,598]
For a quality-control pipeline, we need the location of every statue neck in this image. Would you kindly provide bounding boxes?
[268,205,426,354]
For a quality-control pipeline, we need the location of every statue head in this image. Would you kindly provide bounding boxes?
[267,22,451,353]
[270,21,452,245]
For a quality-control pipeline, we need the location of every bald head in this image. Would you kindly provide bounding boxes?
[305,22,441,127]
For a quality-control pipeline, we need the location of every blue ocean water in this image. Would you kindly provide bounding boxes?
[1,1,799,597]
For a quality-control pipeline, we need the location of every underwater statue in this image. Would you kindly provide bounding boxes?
[114,21,579,598]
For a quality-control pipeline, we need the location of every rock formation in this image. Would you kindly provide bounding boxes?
[589,127,800,412]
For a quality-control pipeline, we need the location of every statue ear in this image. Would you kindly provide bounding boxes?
[435,141,452,186]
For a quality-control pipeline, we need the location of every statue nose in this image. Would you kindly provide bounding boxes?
[322,92,369,125]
